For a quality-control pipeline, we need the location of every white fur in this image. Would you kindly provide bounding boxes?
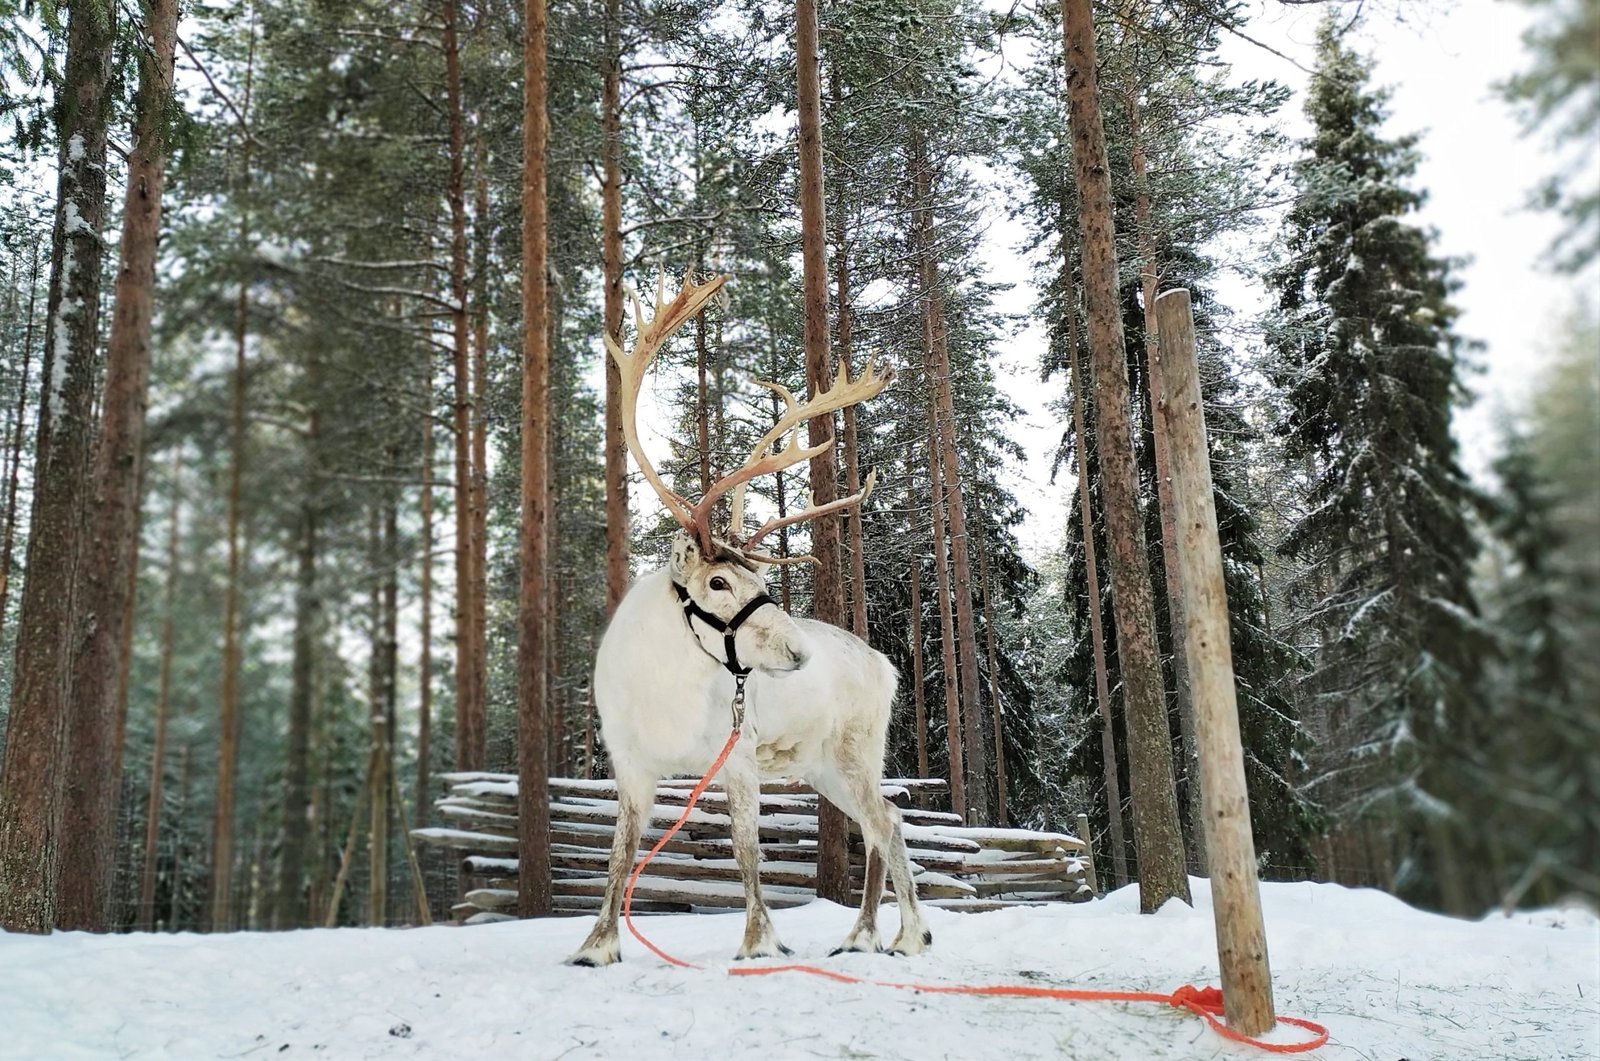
[567,535,931,966]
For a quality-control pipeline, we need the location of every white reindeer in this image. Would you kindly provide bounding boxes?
[567,273,931,966]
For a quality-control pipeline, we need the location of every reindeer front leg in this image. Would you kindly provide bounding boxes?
[566,768,654,966]
[724,756,790,960]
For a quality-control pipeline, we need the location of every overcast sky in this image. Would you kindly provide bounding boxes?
[986,0,1598,560]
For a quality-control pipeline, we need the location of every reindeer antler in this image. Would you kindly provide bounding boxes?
[605,269,730,549]
[609,268,893,562]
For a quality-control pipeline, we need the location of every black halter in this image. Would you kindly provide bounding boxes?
[672,581,778,678]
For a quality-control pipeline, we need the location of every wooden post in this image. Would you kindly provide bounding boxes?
[1076,812,1099,896]
[1154,289,1275,1036]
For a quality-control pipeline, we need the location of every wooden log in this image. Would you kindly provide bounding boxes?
[1156,288,1275,1036]
[1077,812,1100,896]
[553,876,815,910]
[413,826,518,852]
[911,825,1078,855]
[969,878,1094,899]
[957,857,1082,877]
[923,898,1050,912]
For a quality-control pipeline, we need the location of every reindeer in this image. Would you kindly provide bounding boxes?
[567,273,931,967]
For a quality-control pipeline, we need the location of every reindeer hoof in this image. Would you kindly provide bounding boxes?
[734,938,792,961]
[886,927,931,957]
[830,929,881,956]
[565,940,622,967]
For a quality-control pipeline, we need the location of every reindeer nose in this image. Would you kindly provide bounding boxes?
[786,642,811,670]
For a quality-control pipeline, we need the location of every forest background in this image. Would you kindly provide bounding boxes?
[0,0,1593,935]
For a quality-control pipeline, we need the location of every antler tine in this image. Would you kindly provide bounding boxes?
[742,468,879,554]
[606,270,731,544]
[714,360,895,541]
[728,378,803,536]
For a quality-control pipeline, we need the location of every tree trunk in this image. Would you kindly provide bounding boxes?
[169,741,190,930]
[517,0,554,919]
[978,544,1007,825]
[367,503,397,926]
[444,0,482,776]
[600,0,628,615]
[911,134,989,824]
[137,458,182,932]
[57,0,179,934]
[470,133,490,775]
[1061,0,1189,912]
[0,0,115,935]
[1125,72,1203,873]
[928,414,966,819]
[794,0,850,905]
[208,14,257,934]
[829,71,869,641]
[1063,233,1129,888]
[417,354,434,827]
[907,448,929,784]
[273,416,318,930]
[0,247,38,637]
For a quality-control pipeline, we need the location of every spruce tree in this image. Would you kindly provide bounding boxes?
[1265,19,1488,908]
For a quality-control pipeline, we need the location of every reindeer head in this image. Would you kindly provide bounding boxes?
[668,531,810,673]
[608,271,893,673]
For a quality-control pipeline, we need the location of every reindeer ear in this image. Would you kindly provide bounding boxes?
[669,530,700,581]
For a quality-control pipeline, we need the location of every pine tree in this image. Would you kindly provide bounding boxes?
[1265,18,1488,908]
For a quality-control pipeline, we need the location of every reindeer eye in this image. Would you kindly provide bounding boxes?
[709,577,729,592]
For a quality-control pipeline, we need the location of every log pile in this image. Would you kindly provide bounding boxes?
[413,773,1096,923]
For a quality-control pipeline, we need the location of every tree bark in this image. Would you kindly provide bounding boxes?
[58,0,178,934]
[273,378,318,930]
[470,132,490,774]
[209,13,257,933]
[907,448,929,784]
[444,0,482,776]
[0,247,38,637]
[978,544,1007,825]
[795,0,850,905]
[1125,69,1203,873]
[1061,0,1189,912]
[517,0,554,919]
[600,0,628,615]
[912,133,988,822]
[829,71,869,641]
[1063,231,1129,888]
[928,414,966,819]
[137,458,183,931]
[417,352,434,827]
[0,0,115,935]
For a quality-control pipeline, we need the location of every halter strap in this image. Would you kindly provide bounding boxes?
[672,581,777,678]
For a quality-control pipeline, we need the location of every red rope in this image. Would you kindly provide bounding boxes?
[621,727,1330,1054]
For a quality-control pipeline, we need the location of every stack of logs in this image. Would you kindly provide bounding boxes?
[413,773,1097,923]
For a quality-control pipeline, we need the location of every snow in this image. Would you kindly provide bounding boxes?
[2,879,1594,1059]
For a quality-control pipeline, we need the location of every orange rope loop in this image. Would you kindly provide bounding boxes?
[621,727,1330,1054]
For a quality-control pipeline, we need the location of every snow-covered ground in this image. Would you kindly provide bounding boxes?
[3,879,1595,1059]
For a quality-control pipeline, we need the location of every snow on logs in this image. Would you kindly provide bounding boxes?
[413,773,1097,921]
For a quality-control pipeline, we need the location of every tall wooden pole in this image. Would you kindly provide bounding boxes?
[517,0,554,919]
[1156,289,1275,1036]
